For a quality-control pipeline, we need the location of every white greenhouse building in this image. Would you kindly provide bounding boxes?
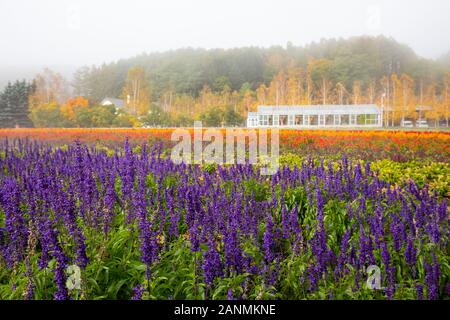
[246,105,382,128]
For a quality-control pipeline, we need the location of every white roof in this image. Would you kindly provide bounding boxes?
[101,97,125,108]
[255,104,380,115]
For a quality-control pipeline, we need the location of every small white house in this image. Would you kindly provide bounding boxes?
[100,97,125,109]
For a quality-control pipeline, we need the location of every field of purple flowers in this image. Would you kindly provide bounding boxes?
[0,139,448,300]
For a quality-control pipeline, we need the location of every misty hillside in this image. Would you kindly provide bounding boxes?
[0,65,76,94]
[2,35,449,129]
[438,51,450,69]
[72,35,448,103]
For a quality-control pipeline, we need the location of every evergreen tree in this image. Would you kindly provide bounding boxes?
[0,80,33,128]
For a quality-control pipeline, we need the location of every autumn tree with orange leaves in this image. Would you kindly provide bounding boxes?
[60,96,89,124]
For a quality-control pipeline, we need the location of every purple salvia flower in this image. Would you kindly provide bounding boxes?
[263,213,275,264]
[415,283,424,300]
[335,229,352,280]
[424,255,440,300]
[405,236,417,271]
[131,284,145,300]
[203,240,223,288]
[53,243,69,300]
[227,288,234,300]
[1,177,27,268]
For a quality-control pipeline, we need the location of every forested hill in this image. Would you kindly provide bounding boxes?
[73,35,448,102]
[3,35,448,128]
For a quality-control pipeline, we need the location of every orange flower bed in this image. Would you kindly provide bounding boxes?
[0,128,175,144]
[283,130,450,161]
[0,128,449,162]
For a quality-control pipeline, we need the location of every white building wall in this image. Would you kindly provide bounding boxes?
[246,105,383,128]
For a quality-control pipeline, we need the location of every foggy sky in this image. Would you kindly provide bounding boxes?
[0,0,449,71]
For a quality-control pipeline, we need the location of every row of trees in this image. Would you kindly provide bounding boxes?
[71,36,449,100]
[28,97,245,128]
[122,65,449,126]
[68,36,449,127]
[25,66,245,127]
[29,98,138,128]
[3,65,449,128]
[1,36,449,127]
[250,67,450,125]
[0,70,137,128]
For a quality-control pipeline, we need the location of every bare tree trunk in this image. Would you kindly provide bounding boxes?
[446,86,449,127]
[276,83,279,106]
[392,80,396,126]
[368,81,375,104]
[136,80,140,115]
[307,81,311,105]
[322,78,326,105]
[420,79,423,105]
[386,78,390,127]
[401,83,406,124]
